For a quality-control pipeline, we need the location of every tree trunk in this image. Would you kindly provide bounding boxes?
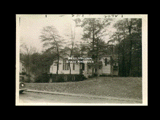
[56,47,59,81]
[111,46,113,78]
[128,39,132,76]
[118,44,120,76]
[96,38,99,77]
[128,20,133,76]
[69,43,73,76]
[92,20,95,76]
[69,55,71,81]
[138,55,140,77]
[122,40,126,77]
[117,35,120,76]
[28,54,30,82]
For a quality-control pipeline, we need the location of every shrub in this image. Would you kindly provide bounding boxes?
[35,73,50,83]
[57,74,65,82]
[50,74,87,82]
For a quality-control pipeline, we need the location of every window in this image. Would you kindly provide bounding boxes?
[113,66,118,70]
[63,59,69,70]
[99,61,102,69]
[99,65,102,69]
[81,63,85,70]
[105,58,107,66]
[63,60,64,70]
[88,65,91,69]
[73,63,75,70]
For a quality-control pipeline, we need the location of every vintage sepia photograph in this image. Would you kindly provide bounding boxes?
[16,14,148,105]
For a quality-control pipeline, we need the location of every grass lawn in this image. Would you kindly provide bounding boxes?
[25,77,142,100]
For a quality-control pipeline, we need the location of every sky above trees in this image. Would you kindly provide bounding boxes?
[19,15,118,53]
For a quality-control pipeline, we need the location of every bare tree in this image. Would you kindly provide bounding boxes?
[40,26,64,81]
[20,43,37,82]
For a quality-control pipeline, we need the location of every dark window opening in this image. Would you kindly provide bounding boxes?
[81,63,85,70]
[88,65,91,69]
[73,63,75,70]
[105,58,107,66]
[99,65,102,69]
[113,66,118,70]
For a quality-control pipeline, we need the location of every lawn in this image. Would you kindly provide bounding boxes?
[25,77,142,100]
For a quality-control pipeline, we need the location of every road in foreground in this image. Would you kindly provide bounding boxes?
[18,91,142,105]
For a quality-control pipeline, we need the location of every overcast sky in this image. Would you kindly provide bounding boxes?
[19,15,118,53]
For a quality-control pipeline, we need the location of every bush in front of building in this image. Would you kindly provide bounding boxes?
[50,74,86,82]
[35,73,50,83]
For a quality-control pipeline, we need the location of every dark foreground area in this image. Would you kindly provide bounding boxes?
[19,92,142,104]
